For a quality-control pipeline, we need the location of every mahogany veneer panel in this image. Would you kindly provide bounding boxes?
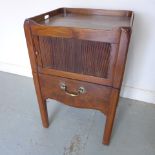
[39,74,112,114]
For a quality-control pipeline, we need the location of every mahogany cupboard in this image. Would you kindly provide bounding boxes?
[24,8,134,145]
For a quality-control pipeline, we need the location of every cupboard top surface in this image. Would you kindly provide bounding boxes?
[30,8,133,30]
[40,14,131,29]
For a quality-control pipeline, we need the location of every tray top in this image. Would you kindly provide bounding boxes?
[31,8,133,30]
[40,14,131,29]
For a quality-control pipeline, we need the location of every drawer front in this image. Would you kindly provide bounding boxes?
[39,74,112,114]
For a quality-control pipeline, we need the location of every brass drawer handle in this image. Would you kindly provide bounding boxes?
[60,83,86,97]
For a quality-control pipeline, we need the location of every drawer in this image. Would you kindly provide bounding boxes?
[39,74,112,114]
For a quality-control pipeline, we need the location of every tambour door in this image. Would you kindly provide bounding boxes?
[33,35,119,87]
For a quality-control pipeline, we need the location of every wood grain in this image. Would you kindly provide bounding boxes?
[31,25,121,43]
[39,36,111,78]
[39,74,112,114]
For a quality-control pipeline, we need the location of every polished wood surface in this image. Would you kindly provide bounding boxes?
[30,8,133,25]
[39,73,112,114]
[31,25,121,43]
[40,14,131,29]
[24,8,134,145]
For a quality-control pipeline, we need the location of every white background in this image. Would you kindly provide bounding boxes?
[0,0,155,104]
